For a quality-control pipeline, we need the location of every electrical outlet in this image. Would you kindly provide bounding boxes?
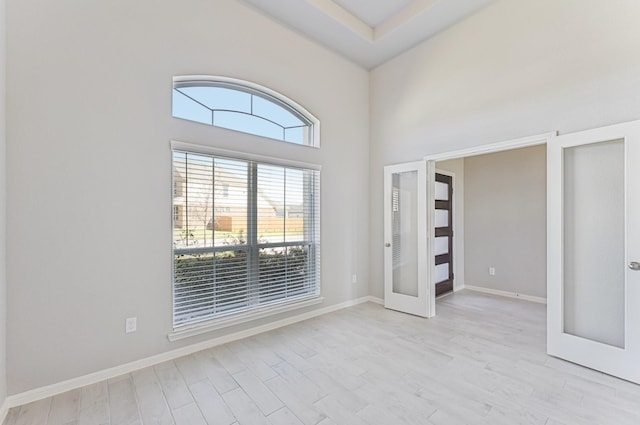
[125,317,137,333]
[351,274,358,284]
[489,267,496,276]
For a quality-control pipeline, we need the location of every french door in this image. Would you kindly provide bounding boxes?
[383,161,434,317]
[548,119,640,383]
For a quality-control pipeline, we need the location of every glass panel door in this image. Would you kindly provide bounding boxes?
[563,139,625,348]
[391,171,419,297]
[548,120,640,384]
[384,161,430,317]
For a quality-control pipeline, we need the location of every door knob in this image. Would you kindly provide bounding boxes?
[629,262,640,271]
[385,243,391,247]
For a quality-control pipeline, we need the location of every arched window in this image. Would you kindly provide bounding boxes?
[172,76,320,147]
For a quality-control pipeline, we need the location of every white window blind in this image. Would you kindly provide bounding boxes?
[172,149,320,329]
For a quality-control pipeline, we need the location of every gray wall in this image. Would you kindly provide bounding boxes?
[464,146,546,298]
[6,0,370,394]
[0,0,6,407]
[369,0,640,299]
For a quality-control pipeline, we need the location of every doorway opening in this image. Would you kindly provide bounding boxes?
[427,132,553,307]
[383,133,553,320]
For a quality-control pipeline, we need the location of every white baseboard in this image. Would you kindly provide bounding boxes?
[464,285,547,304]
[7,295,379,409]
[366,296,384,305]
[0,398,9,424]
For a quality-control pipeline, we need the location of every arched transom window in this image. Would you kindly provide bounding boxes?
[172,77,319,147]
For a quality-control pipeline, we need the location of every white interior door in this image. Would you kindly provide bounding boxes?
[548,120,640,383]
[384,161,433,317]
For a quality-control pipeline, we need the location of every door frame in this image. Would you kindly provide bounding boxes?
[382,132,554,319]
[424,133,555,163]
[423,132,555,317]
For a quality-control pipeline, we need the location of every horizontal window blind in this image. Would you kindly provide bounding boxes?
[172,149,320,328]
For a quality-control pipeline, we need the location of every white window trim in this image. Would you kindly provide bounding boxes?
[173,75,321,148]
[168,296,324,341]
[170,140,322,171]
[169,140,322,340]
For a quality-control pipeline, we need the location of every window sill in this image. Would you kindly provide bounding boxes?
[168,296,324,342]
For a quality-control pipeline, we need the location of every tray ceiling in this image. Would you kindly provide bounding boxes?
[241,0,495,69]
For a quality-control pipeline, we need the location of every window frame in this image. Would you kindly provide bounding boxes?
[169,140,322,341]
[172,76,321,148]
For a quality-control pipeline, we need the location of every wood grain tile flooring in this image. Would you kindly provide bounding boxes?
[5,290,640,425]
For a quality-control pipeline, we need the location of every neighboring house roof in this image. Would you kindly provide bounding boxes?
[173,159,303,212]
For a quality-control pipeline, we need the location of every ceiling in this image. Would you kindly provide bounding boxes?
[241,0,495,69]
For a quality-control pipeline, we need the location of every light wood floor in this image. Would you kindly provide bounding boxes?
[5,290,640,425]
